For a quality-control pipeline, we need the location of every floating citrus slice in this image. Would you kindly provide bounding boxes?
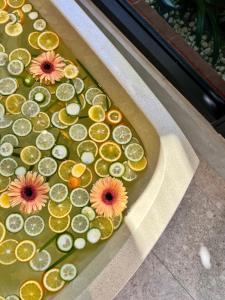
[128,156,147,172]
[0,142,13,157]
[64,64,79,79]
[111,214,123,230]
[49,215,70,233]
[0,9,9,24]
[9,48,31,67]
[73,77,84,94]
[71,163,86,178]
[58,160,76,182]
[89,122,110,143]
[7,59,24,75]
[0,222,6,242]
[91,217,114,240]
[0,0,7,10]
[20,280,43,300]
[80,168,93,187]
[0,158,17,177]
[48,199,72,218]
[0,52,8,66]
[0,239,18,265]
[71,214,89,233]
[0,116,13,129]
[21,100,40,118]
[29,250,51,272]
[69,124,87,141]
[24,216,45,237]
[38,157,57,177]
[56,83,75,102]
[112,125,132,145]
[49,183,68,203]
[7,0,25,8]
[92,93,111,111]
[5,213,24,233]
[70,188,89,207]
[0,43,5,52]
[88,105,105,122]
[12,118,32,136]
[0,175,10,192]
[0,77,17,95]
[5,94,26,114]
[1,134,18,147]
[43,268,65,292]
[51,112,68,129]
[32,112,50,132]
[60,264,77,282]
[36,131,55,151]
[81,206,96,221]
[28,31,41,49]
[94,158,110,177]
[38,31,59,51]
[125,143,144,162]
[58,108,78,126]
[5,22,23,36]
[122,161,137,182]
[85,87,102,105]
[99,141,121,162]
[0,193,10,208]
[33,18,46,32]
[15,240,36,262]
[29,86,51,107]
[77,140,98,157]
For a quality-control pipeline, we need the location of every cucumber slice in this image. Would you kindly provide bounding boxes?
[15,166,27,176]
[71,214,89,234]
[87,228,101,244]
[52,145,68,160]
[6,295,20,300]
[81,151,95,165]
[0,52,8,66]
[74,238,86,250]
[0,142,13,157]
[81,206,96,221]
[66,103,80,116]
[109,162,125,178]
[60,263,77,282]
[56,233,73,252]
[5,213,24,233]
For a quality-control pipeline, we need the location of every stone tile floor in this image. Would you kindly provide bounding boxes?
[116,160,225,300]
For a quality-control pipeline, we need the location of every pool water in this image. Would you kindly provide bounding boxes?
[0,0,148,298]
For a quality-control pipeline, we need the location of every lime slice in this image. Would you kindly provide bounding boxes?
[0,158,17,176]
[5,213,24,233]
[99,142,121,162]
[69,123,87,141]
[92,94,111,111]
[0,52,8,66]
[0,116,13,128]
[32,112,50,132]
[60,264,77,282]
[0,239,18,265]
[109,162,125,177]
[21,100,40,118]
[56,83,75,102]
[85,87,102,105]
[9,48,31,66]
[128,156,147,172]
[112,125,132,145]
[73,77,84,94]
[64,64,79,79]
[29,86,51,107]
[5,22,23,36]
[51,112,68,129]
[89,122,110,143]
[36,131,55,150]
[58,160,76,182]
[91,216,113,240]
[88,105,105,122]
[23,74,35,87]
[33,18,46,31]
[0,142,13,157]
[28,31,41,49]
[71,214,89,233]
[5,93,26,114]
[70,188,89,207]
[38,157,57,177]
[24,215,45,237]
[49,183,68,203]
[58,108,78,126]
[22,3,32,13]
[0,175,10,192]
[38,31,59,51]
[15,240,36,262]
[77,140,98,157]
[49,215,70,233]
[7,59,24,76]
[0,43,5,52]
[1,134,18,147]
[122,136,139,151]
[20,146,41,166]
[94,158,110,177]
[12,118,32,136]
[7,0,25,8]
[0,9,9,24]
[48,199,72,219]
[122,161,137,182]
[29,250,51,272]
[107,109,122,125]
[80,168,92,187]
[0,77,17,95]
[81,206,96,221]
[125,143,144,162]
[111,214,123,230]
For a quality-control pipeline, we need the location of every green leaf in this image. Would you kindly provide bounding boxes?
[206,7,220,64]
[195,0,206,46]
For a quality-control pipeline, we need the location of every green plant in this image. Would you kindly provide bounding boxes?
[157,0,225,63]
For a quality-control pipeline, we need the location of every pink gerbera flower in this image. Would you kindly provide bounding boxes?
[90,177,128,218]
[8,172,49,214]
[29,51,65,85]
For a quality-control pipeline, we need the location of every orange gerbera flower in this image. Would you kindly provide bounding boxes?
[8,172,49,214]
[90,177,128,218]
[29,51,65,85]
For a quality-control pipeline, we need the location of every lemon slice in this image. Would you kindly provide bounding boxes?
[92,93,111,111]
[111,214,123,230]
[20,280,43,300]
[69,123,87,141]
[122,161,137,182]
[15,240,36,262]
[128,156,147,172]
[112,125,132,145]
[0,222,6,242]
[9,48,31,67]
[89,122,110,143]
[0,77,17,95]
[80,168,92,187]
[31,112,50,132]
[38,31,59,51]
[29,250,51,272]
[99,141,121,162]
[58,108,78,126]
[125,143,144,162]
[36,131,55,151]
[71,214,89,233]
[91,217,114,240]
[88,105,105,122]
[49,215,70,233]
[64,64,79,79]
[0,193,10,208]
[70,187,89,207]
[28,31,41,49]
[21,100,40,118]
[0,239,18,265]
[48,199,72,219]
[0,175,10,192]
[73,77,84,94]
[0,9,9,24]
[43,268,65,292]
[77,140,98,157]
[33,18,46,32]
[0,158,17,176]
[0,43,5,52]
[24,216,45,237]
[5,93,25,114]
[56,83,75,102]
[20,146,41,166]
[0,0,7,10]
[58,160,76,182]
[12,118,32,136]
[7,59,24,75]
[12,8,25,23]
[51,112,68,129]
[85,87,103,105]
[94,158,110,177]
[5,22,23,36]
[38,157,57,177]
[49,183,68,203]
[81,206,96,221]
[71,163,86,178]
[7,0,25,8]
